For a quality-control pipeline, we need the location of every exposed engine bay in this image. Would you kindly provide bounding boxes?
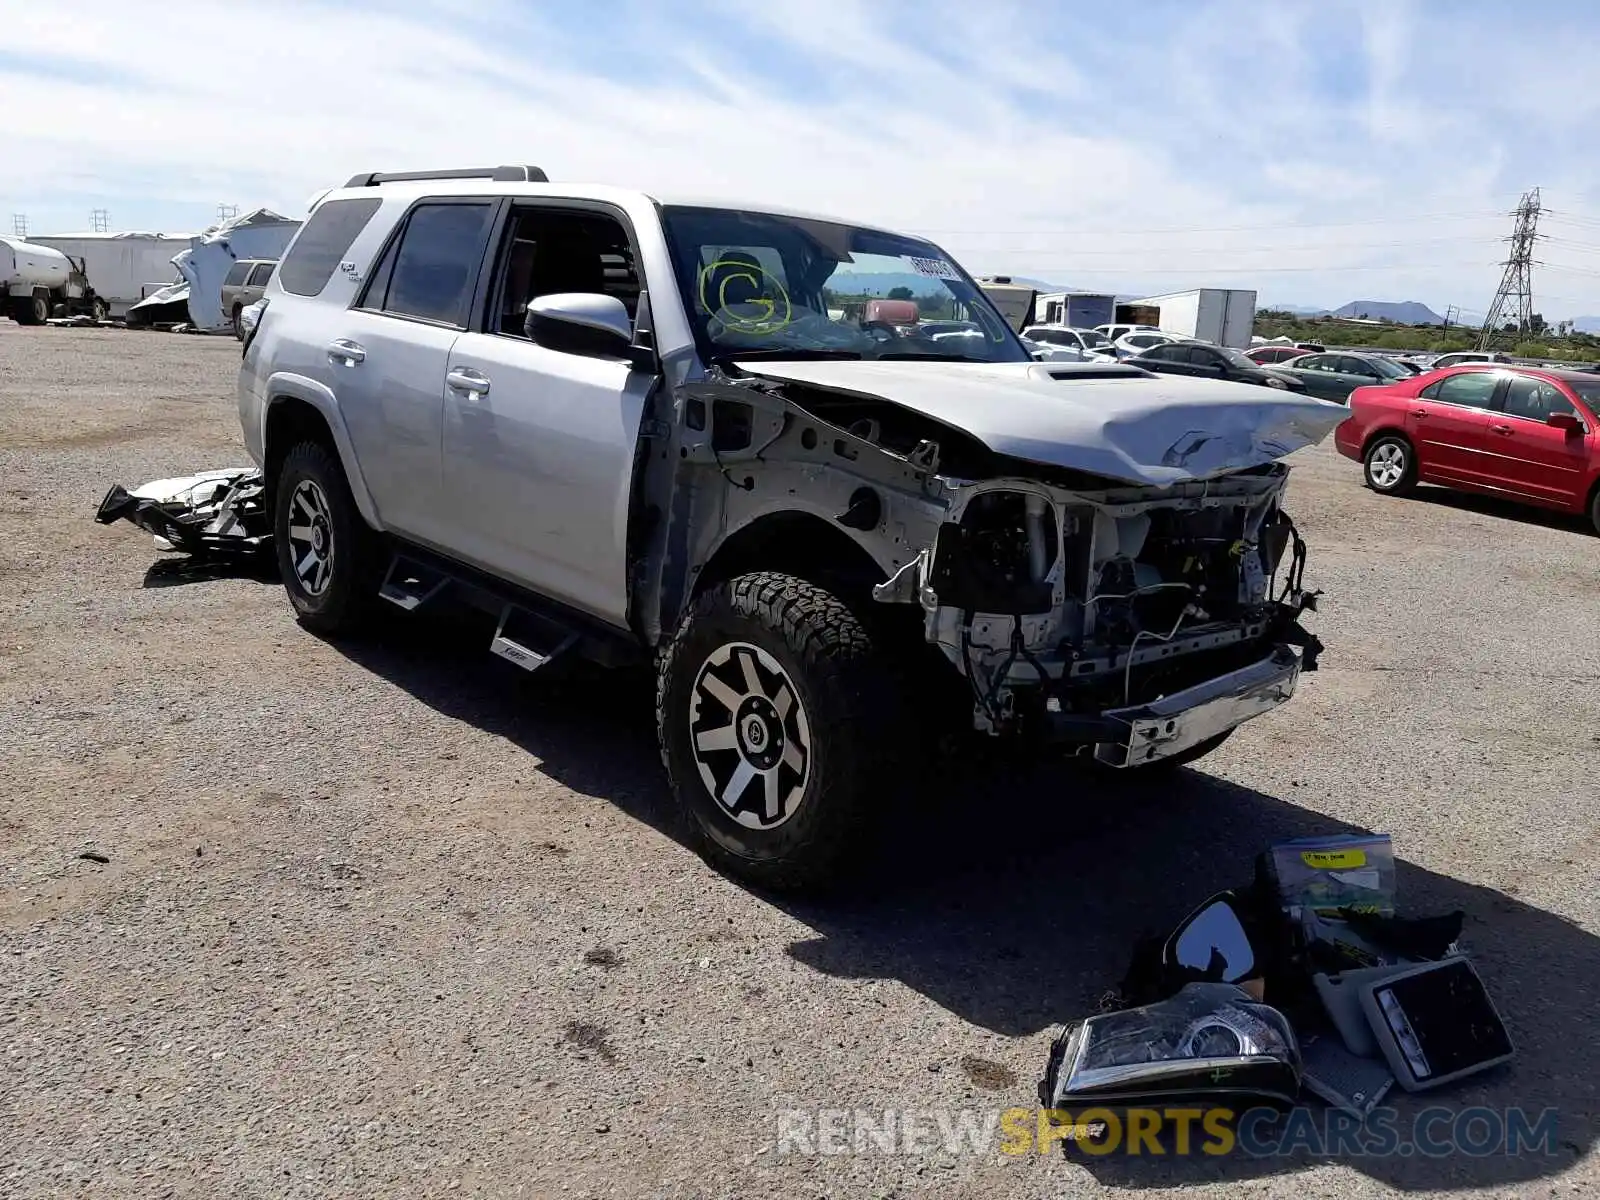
[903,467,1322,754]
[643,357,1336,767]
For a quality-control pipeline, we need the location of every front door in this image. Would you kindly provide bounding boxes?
[1480,376,1592,508]
[440,204,653,629]
[1406,370,1498,486]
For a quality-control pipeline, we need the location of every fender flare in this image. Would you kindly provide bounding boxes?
[262,371,384,530]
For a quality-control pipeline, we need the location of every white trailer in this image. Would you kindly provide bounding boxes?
[29,231,195,319]
[1120,288,1257,348]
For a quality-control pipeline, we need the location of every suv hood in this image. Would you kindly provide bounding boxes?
[736,359,1343,486]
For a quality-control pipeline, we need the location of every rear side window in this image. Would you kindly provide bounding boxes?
[224,261,252,287]
[279,197,383,297]
[1423,372,1499,409]
[363,202,496,327]
[248,262,276,286]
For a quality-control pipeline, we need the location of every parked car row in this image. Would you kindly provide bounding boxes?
[1334,364,1600,533]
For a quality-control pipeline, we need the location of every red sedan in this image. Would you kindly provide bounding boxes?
[1334,365,1600,532]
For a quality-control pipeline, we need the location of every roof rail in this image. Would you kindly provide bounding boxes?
[343,164,549,188]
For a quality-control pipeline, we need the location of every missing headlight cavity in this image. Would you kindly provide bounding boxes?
[928,490,1059,615]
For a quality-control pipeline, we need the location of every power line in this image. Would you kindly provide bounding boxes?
[909,210,1508,238]
[1479,188,1540,350]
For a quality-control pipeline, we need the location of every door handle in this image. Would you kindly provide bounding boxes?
[1489,423,1513,435]
[327,339,365,366]
[446,368,491,396]
[1410,408,1428,418]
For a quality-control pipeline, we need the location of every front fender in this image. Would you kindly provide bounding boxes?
[263,371,384,530]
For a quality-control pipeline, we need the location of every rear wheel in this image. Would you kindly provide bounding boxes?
[91,297,108,323]
[273,441,382,635]
[1363,434,1417,496]
[1589,485,1600,536]
[656,571,908,893]
[15,292,48,325]
[232,305,244,340]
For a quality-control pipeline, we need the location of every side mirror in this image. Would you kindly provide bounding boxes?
[526,293,644,364]
[1547,411,1583,436]
[1164,892,1258,984]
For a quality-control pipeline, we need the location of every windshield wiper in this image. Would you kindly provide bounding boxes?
[712,348,865,362]
[874,352,999,363]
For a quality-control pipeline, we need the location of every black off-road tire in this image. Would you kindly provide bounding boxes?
[232,305,245,340]
[1363,433,1417,496]
[273,440,383,635]
[656,571,909,893]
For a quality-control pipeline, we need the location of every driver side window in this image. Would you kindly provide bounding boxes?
[488,207,641,339]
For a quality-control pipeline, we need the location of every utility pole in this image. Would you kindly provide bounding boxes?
[216,203,239,223]
[1478,187,1540,349]
[90,208,110,233]
[11,214,26,238]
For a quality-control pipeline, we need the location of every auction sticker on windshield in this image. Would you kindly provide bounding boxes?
[907,255,961,280]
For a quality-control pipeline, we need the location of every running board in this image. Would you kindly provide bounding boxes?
[379,555,450,611]
[489,603,577,673]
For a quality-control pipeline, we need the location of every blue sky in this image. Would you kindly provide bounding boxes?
[6,0,1600,317]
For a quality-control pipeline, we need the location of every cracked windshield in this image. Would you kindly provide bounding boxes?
[662,205,1029,362]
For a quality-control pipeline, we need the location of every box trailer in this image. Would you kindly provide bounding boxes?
[1034,290,1117,330]
[974,276,1038,332]
[1116,288,1257,348]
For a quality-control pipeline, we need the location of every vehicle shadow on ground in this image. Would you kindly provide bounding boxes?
[1409,485,1593,535]
[326,610,1594,1192]
[141,554,281,588]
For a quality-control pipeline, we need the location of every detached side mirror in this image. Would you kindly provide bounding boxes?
[526,293,652,369]
[1547,411,1583,436]
[1164,892,1259,985]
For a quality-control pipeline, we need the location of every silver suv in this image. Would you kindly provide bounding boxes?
[239,164,1336,891]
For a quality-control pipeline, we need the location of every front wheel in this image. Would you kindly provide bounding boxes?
[1364,434,1417,495]
[273,441,382,635]
[656,572,908,893]
[232,305,244,340]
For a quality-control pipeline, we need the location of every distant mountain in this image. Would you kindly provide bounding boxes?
[1271,304,1331,317]
[827,271,944,297]
[1571,315,1600,334]
[1331,300,1444,325]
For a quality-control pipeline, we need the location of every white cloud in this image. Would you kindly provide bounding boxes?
[2,0,1597,315]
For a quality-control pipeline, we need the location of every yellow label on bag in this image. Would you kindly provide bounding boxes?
[1301,849,1367,869]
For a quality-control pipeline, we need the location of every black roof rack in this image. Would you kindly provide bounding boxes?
[343,164,549,188]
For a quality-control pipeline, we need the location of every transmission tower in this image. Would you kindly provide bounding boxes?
[216,203,239,223]
[90,208,110,233]
[11,214,26,237]
[1478,188,1540,349]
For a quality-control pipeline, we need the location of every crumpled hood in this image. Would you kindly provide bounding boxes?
[735,359,1345,486]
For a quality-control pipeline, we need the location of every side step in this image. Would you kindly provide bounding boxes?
[489,603,578,673]
[379,555,450,611]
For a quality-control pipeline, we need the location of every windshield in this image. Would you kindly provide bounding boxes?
[660,206,1029,363]
[1219,348,1261,369]
[1079,329,1113,349]
[1567,380,1600,413]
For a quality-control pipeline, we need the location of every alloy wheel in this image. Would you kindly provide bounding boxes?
[286,479,335,596]
[689,641,812,831]
[1368,443,1407,489]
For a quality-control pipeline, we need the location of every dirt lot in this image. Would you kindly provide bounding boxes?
[2,326,1597,1198]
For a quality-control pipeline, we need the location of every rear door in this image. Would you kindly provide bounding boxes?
[333,197,499,545]
[1407,370,1498,486]
[1287,354,1344,400]
[1480,375,1590,507]
[1184,346,1227,378]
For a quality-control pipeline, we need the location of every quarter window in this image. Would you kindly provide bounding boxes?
[279,197,382,297]
[223,261,252,287]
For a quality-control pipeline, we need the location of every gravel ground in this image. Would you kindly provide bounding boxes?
[2,326,1596,1199]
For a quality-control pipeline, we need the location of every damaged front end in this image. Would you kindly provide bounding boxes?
[95,468,271,560]
[884,467,1322,764]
